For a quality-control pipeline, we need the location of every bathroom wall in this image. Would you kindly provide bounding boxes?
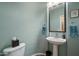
[0,2,47,56]
[67,2,79,56]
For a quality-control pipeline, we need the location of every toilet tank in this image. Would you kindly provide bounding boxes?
[3,43,26,56]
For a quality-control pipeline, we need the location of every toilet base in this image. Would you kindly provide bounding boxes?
[32,53,46,56]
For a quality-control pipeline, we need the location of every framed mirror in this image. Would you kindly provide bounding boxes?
[49,2,66,32]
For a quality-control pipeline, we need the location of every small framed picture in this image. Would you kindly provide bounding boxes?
[70,9,79,18]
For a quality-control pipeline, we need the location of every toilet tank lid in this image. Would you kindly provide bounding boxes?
[3,43,25,53]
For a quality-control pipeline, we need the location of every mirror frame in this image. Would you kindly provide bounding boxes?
[49,2,66,32]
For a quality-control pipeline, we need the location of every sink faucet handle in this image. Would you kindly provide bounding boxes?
[62,34,65,39]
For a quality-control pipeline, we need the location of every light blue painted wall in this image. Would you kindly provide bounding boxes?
[0,2,47,56]
[67,2,79,56]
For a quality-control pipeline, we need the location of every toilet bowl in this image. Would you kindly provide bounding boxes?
[3,43,26,56]
[32,53,46,56]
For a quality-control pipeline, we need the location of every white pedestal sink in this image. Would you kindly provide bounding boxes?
[46,37,66,56]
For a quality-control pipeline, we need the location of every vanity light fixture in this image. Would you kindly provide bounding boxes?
[47,2,63,8]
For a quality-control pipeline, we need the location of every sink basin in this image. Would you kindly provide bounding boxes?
[46,37,66,45]
[46,37,66,56]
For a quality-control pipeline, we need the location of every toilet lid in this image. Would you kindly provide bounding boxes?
[3,43,25,53]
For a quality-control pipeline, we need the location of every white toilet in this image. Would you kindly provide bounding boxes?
[3,43,26,56]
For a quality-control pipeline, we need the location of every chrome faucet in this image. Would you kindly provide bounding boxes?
[55,33,58,38]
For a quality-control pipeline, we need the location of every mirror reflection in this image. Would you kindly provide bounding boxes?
[49,2,66,32]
